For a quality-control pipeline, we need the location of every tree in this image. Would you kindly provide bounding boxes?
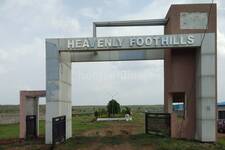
[107,99,121,117]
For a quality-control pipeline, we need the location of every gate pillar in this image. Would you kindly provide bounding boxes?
[164,4,217,142]
[46,39,72,144]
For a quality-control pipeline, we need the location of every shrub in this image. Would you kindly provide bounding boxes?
[122,107,131,115]
[94,110,99,118]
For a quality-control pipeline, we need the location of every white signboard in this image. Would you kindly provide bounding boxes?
[180,12,208,29]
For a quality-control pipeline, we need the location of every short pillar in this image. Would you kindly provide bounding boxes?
[19,91,46,139]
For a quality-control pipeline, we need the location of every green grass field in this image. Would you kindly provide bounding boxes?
[57,134,225,150]
[0,112,144,139]
[0,105,158,140]
[1,106,225,149]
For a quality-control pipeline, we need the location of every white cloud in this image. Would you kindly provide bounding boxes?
[0,0,224,105]
[0,0,81,39]
[79,7,103,19]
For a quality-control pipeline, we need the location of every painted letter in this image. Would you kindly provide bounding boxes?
[105,38,112,47]
[161,36,169,46]
[187,35,195,45]
[145,37,152,46]
[83,39,90,48]
[153,37,160,45]
[97,39,104,48]
[173,36,179,45]
[117,38,122,47]
[76,40,82,48]
[180,36,187,45]
[129,38,136,47]
[136,38,144,46]
[67,39,74,49]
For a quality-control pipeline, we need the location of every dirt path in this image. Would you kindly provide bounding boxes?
[81,123,142,137]
[76,142,154,150]
[73,123,155,150]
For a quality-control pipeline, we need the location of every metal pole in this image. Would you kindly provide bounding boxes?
[93,23,96,37]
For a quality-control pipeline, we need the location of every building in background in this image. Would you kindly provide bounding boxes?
[218,101,225,119]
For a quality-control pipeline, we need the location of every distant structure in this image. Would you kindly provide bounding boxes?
[218,101,225,119]
[19,90,46,139]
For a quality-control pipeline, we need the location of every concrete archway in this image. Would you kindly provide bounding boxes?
[45,4,217,144]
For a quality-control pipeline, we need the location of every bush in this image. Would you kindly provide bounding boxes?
[100,108,107,117]
[122,107,131,115]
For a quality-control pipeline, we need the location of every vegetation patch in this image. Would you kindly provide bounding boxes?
[1,105,225,150]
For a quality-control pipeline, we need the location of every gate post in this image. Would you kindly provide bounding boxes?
[19,91,45,139]
[164,4,217,141]
[46,39,72,144]
[145,113,148,134]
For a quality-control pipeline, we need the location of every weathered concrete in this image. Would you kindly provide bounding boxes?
[164,4,217,142]
[19,90,46,139]
[46,40,72,144]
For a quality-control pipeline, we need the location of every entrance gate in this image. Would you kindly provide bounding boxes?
[145,113,171,136]
[45,4,217,144]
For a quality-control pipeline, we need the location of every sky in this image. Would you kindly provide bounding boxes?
[0,0,224,105]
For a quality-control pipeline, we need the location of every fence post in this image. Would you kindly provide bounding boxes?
[169,114,171,136]
[145,113,148,134]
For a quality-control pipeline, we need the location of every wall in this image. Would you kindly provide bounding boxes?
[164,4,217,141]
